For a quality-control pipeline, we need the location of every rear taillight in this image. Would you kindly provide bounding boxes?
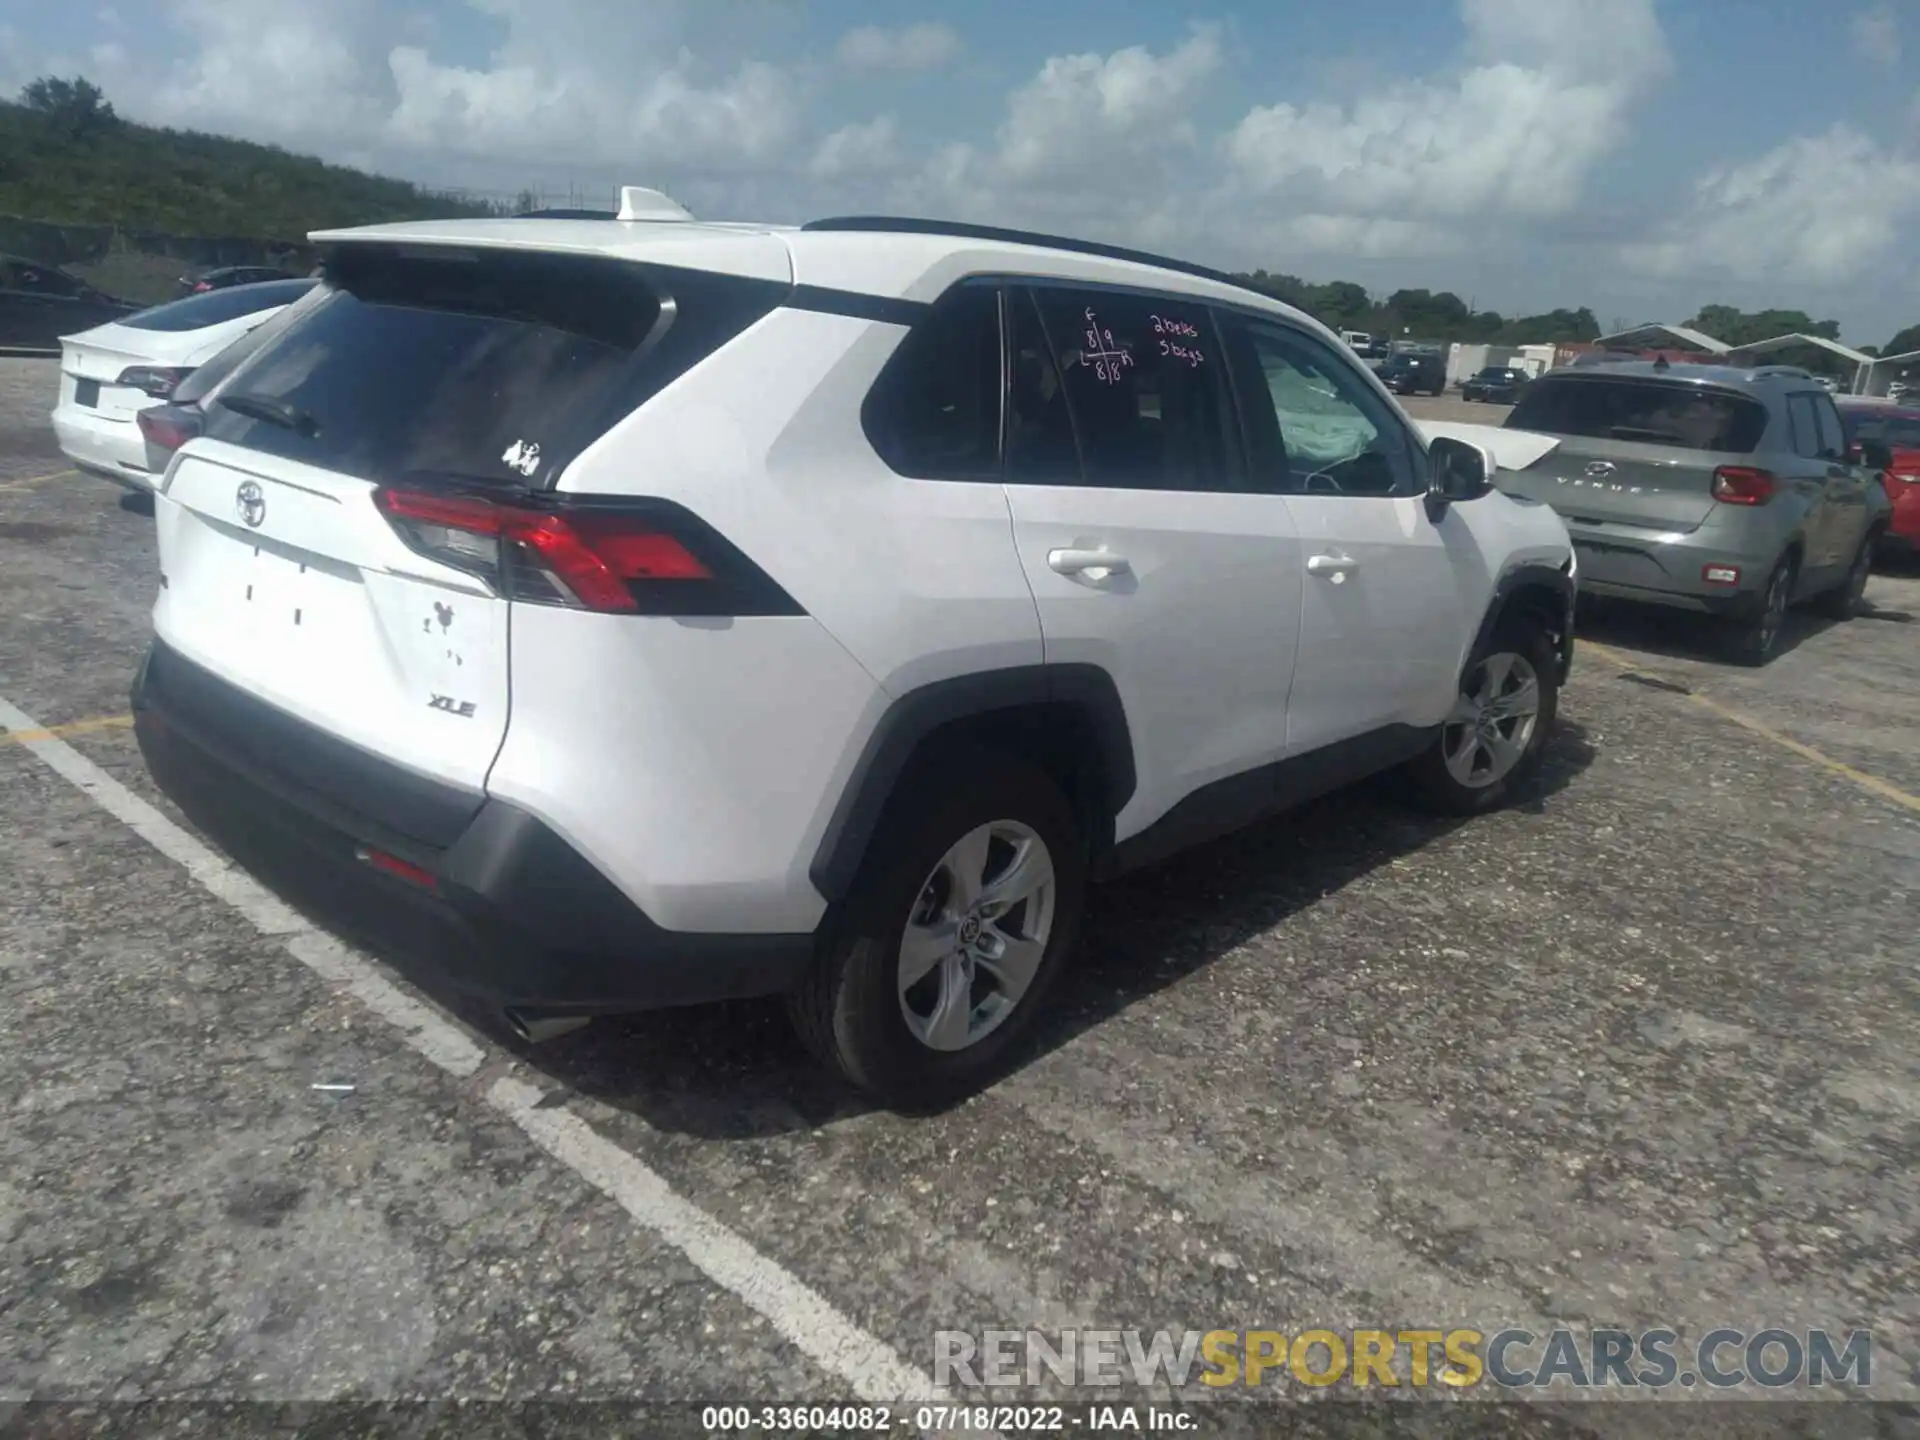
[1711,466,1776,506]
[137,404,203,454]
[372,487,798,617]
[118,365,194,399]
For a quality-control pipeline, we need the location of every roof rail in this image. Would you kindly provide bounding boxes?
[801,215,1257,295]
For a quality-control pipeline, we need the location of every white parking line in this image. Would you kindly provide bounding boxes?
[0,692,948,1414]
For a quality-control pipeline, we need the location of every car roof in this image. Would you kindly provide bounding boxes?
[307,213,1319,328]
[1533,360,1821,392]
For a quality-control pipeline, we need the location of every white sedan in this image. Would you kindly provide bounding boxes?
[50,278,316,492]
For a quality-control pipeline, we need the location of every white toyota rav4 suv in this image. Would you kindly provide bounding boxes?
[131,193,1575,1107]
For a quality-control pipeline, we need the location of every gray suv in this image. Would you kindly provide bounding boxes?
[1498,362,1893,663]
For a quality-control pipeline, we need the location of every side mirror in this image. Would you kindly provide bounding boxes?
[1851,438,1893,471]
[1426,436,1495,514]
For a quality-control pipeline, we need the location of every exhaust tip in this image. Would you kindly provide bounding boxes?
[505,1009,592,1045]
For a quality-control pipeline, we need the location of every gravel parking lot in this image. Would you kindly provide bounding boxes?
[3,357,1916,1434]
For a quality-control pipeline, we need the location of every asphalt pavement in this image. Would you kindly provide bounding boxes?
[3,361,1916,1438]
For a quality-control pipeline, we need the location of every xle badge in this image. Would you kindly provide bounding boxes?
[429,694,477,718]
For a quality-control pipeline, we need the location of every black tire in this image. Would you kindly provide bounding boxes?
[1727,553,1795,665]
[1811,527,1881,620]
[1406,616,1560,815]
[786,747,1085,1110]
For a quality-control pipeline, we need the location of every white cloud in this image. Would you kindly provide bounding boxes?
[1227,0,1670,228]
[1623,125,1920,285]
[86,0,803,182]
[891,26,1225,243]
[836,22,961,73]
[384,49,800,173]
[1849,4,1901,68]
[809,116,901,181]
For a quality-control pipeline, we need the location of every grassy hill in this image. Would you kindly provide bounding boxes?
[0,87,497,241]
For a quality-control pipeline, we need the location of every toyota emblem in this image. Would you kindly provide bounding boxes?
[235,481,266,528]
[1583,460,1616,478]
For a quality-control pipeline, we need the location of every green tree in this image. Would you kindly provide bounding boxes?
[1384,288,1471,340]
[21,75,117,138]
[1881,324,1920,358]
[1494,308,1600,345]
[1684,304,1841,347]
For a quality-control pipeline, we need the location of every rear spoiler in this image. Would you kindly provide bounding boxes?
[1413,420,1560,473]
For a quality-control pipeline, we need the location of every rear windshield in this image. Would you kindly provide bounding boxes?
[121,279,317,332]
[1506,377,1767,452]
[198,246,783,489]
[1839,409,1920,448]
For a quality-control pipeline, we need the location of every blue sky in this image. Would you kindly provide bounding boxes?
[5,0,1918,344]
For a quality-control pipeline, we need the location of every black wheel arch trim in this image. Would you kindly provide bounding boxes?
[808,663,1136,904]
[1471,561,1576,685]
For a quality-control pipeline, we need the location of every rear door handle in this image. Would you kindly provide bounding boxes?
[1307,553,1358,579]
[1047,547,1132,580]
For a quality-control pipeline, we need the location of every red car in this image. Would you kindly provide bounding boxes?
[1836,398,1920,557]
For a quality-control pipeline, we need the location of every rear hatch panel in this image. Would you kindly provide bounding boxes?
[1500,375,1769,532]
[1495,434,1727,531]
[155,441,511,812]
[147,238,795,837]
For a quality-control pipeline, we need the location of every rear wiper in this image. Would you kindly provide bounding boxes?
[217,391,319,437]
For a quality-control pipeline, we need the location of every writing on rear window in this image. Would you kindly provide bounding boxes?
[1078,307,1135,385]
[1150,314,1200,339]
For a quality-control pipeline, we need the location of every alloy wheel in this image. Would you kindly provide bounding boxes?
[1442,651,1542,789]
[897,821,1057,1052]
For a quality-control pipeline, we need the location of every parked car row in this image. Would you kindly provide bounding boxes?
[176,264,297,295]
[50,278,318,490]
[4,257,304,354]
[33,194,1915,1099]
[0,254,136,352]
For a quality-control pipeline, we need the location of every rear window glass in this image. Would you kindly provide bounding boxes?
[1506,377,1766,452]
[171,284,334,405]
[1840,409,1920,448]
[122,279,317,332]
[199,247,783,489]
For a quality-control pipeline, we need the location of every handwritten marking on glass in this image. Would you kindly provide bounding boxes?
[1158,340,1204,368]
[1079,308,1135,385]
[1150,314,1200,339]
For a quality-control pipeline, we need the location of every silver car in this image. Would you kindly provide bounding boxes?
[1496,361,1894,663]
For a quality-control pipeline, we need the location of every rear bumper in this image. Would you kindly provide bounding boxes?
[52,403,154,490]
[130,640,814,1014]
[1565,521,1778,615]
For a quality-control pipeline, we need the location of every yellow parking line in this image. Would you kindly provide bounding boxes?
[1581,640,1920,815]
[0,467,79,492]
[2,712,135,745]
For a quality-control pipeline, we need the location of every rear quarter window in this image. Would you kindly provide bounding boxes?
[199,246,784,490]
[1506,377,1767,452]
